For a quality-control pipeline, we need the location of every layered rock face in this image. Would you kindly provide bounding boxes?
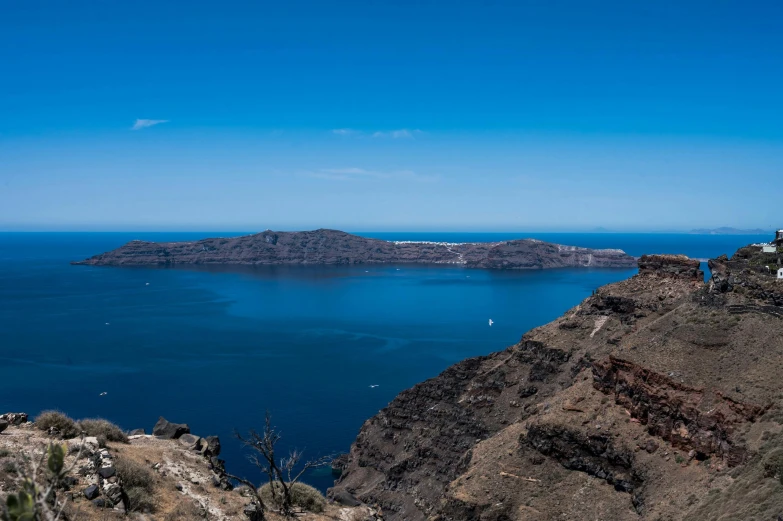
[72,229,637,269]
[330,243,783,521]
[637,254,703,280]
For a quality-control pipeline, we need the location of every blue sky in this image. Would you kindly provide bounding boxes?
[1,1,782,231]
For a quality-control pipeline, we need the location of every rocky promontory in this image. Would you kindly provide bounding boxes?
[72,229,636,269]
[0,413,381,521]
[330,233,783,520]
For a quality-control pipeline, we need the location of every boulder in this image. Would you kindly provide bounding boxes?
[103,483,123,505]
[209,456,225,471]
[243,502,264,521]
[98,466,116,479]
[129,428,146,436]
[0,413,28,426]
[205,435,221,456]
[0,419,8,434]
[330,489,362,507]
[92,498,108,508]
[178,433,202,450]
[83,484,100,500]
[61,476,79,491]
[152,417,190,439]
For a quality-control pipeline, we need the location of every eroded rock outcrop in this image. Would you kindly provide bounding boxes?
[524,424,640,494]
[592,356,765,465]
[638,254,703,280]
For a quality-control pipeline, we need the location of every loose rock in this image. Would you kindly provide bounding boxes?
[205,435,221,456]
[152,416,190,439]
[83,484,100,500]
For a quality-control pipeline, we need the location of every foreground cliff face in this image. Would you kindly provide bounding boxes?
[72,229,636,269]
[331,241,783,520]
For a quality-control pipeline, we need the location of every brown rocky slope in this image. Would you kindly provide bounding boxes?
[72,229,636,269]
[0,414,380,521]
[330,238,783,521]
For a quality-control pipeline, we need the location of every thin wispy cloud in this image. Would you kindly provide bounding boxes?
[308,168,437,182]
[331,128,358,136]
[132,119,169,130]
[329,128,423,139]
[372,129,419,139]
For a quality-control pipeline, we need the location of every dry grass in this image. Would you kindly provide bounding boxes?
[685,432,783,521]
[115,456,155,491]
[162,499,208,520]
[259,481,327,513]
[77,418,129,443]
[34,410,79,439]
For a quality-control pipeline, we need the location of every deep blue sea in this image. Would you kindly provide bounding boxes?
[0,232,768,491]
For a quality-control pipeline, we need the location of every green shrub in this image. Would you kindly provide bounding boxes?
[675,454,685,464]
[0,449,11,458]
[115,457,155,493]
[259,481,326,513]
[34,411,78,439]
[77,418,129,443]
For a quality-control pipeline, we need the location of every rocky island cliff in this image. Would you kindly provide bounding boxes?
[72,229,636,269]
[329,235,783,520]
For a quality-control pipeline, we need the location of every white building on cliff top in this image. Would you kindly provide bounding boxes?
[778,268,783,280]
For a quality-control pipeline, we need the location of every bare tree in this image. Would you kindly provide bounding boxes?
[225,412,332,517]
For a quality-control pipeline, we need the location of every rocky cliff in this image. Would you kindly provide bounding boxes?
[0,413,380,521]
[330,237,783,521]
[72,229,636,269]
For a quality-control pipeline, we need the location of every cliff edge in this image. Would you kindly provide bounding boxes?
[330,237,783,520]
[72,229,636,269]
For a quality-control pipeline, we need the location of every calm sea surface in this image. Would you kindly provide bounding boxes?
[0,232,767,490]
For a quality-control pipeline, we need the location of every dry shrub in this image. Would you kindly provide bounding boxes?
[125,486,156,513]
[77,418,129,443]
[115,457,154,491]
[115,456,156,512]
[259,481,326,513]
[163,499,207,520]
[34,410,79,439]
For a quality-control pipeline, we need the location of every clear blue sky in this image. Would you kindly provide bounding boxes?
[1,1,781,231]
